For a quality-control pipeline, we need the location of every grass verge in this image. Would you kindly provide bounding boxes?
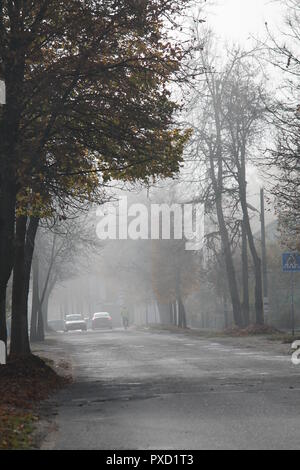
[142,323,297,344]
[0,354,70,449]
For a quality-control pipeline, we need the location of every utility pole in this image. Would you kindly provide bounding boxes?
[291,271,295,337]
[241,220,250,326]
[260,188,269,323]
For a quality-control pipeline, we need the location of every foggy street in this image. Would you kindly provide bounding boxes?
[42,329,300,451]
[1,0,300,454]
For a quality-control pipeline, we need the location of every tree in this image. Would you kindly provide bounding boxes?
[151,238,202,328]
[143,182,203,328]
[10,216,39,356]
[221,58,267,325]
[186,35,267,326]
[187,53,243,326]
[1,0,194,354]
[30,213,99,341]
[261,0,300,250]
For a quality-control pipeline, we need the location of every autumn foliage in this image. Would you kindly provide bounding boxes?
[0,0,194,352]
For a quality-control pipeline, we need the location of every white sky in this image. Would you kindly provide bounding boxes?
[206,0,284,44]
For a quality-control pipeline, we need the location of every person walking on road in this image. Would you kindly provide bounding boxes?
[121,307,130,330]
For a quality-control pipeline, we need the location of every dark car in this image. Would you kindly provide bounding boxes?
[92,312,113,330]
[65,314,87,332]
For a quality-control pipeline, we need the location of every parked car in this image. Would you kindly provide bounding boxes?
[64,314,87,332]
[92,312,113,330]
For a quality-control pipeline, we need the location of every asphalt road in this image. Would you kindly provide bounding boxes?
[43,328,300,450]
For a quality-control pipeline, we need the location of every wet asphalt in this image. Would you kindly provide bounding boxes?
[42,328,300,450]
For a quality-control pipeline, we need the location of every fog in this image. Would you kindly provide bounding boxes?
[1,0,300,452]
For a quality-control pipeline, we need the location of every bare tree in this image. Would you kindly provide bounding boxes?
[264,0,300,247]
[30,211,101,342]
[185,32,268,326]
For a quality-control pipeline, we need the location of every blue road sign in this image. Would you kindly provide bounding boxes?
[282,252,300,272]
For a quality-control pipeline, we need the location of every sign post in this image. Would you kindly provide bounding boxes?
[0,79,6,105]
[0,340,6,365]
[282,252,300,336]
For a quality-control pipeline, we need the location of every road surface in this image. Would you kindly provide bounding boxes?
[42,328,300,450]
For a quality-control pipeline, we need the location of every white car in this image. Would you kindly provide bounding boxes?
[65,314,87,332]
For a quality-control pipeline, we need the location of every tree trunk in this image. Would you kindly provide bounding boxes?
[30,255,39,342]
[173,302,178,326]
[0,51,26,345]
[215,197,243,327]
[235,140,264,325]
[36,303,45,342]
[30,255,45,343]
[172,302,177,325]
[10,217,39,357]
[208,92,243,328]
[238,181,264,325]
[10,217,30,357]
[169,302,175,325]
[243,222,263,325]
[34,232,57,337]
[43,291,50,333]
[223,295,229,329]
[178,296,187,328]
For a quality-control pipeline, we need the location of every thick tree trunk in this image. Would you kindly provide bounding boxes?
[10,217,30,357]
[0,48,26,345]
[10,217,39,357]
